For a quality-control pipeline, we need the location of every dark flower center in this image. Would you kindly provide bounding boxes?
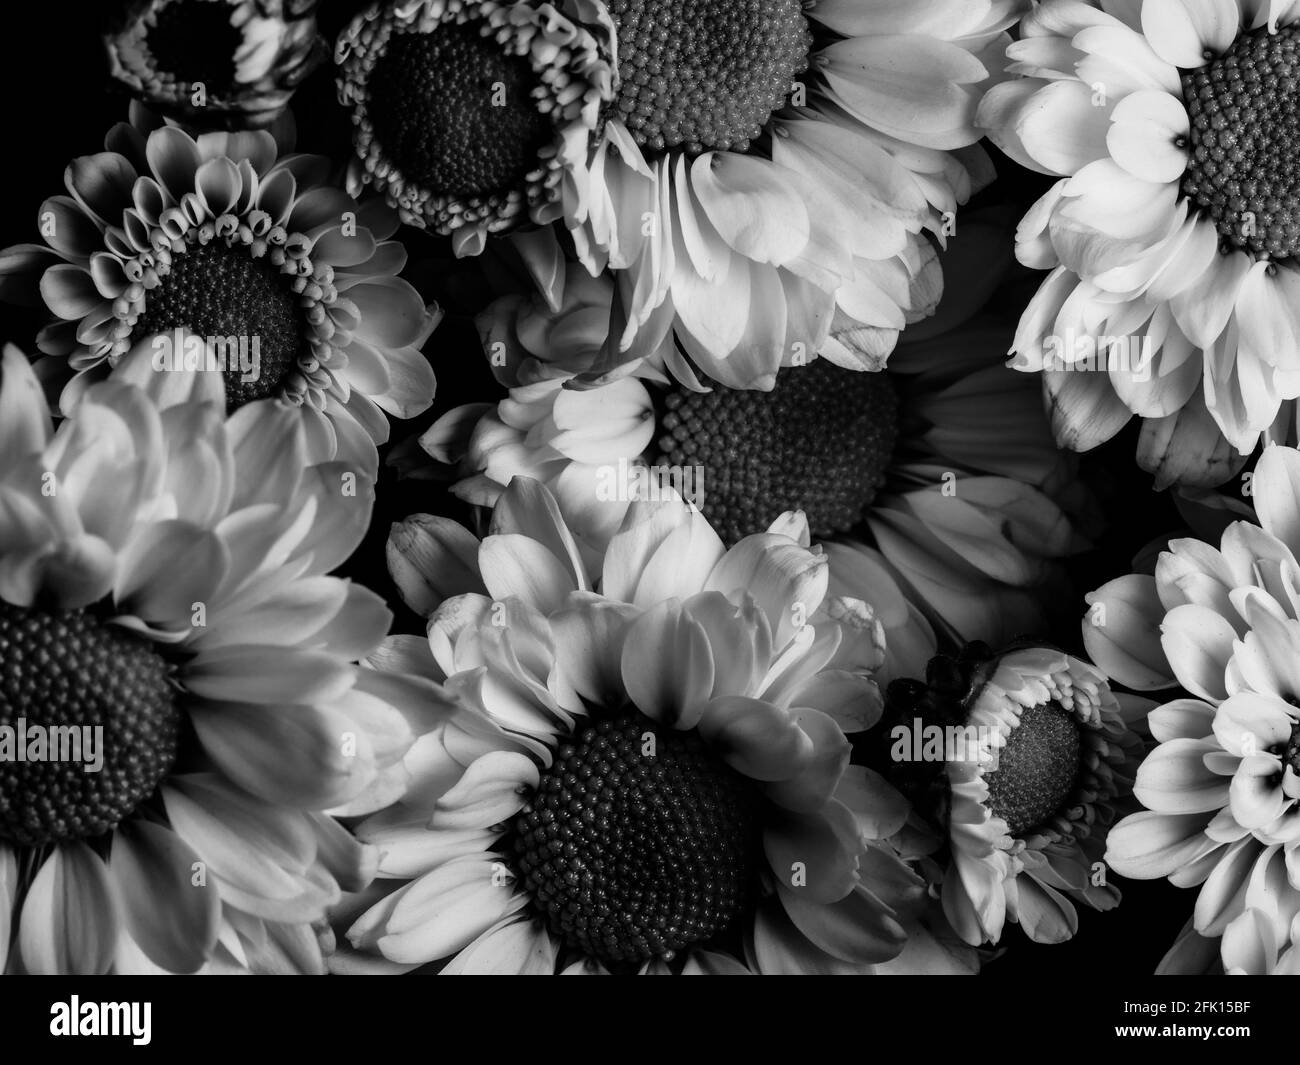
[366,24,553,199]
[146,0,243,93]
[606,0,812,154]
[982,701,1081,837]
[1283,720,1300,776]
[131,242,303,411]
[511,709,761,965]
[654,359,899,545]
[1181,25,1300,259]
[0,602,181,847]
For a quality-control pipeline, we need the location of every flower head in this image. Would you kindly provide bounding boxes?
[105,0,328,129]
[0,346,424,973]
[981,0,1300,484]
[1091,443,1300,973]
[877,641,1142,946]
[343,478,931,973]
[334,0,615,255]
[0,107,439,475]
[555,0,1022,386]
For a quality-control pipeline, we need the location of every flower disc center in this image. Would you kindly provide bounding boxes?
[1181,25,1300,259]
[145,0,243,92]
[982,701,1081,837]
[511,709,761,964]
[0,602,181,847]
[654,359,899,545]
[606,0,812,154]
[131,242,303,411]
[365,23,553,200]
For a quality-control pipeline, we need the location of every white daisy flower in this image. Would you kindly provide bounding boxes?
[0,345,425,974]
[981,0,1300,485]
[1088,444,1300,973]
[0,106,440,477]
[340,477,941,973]
[559,0,1021,385]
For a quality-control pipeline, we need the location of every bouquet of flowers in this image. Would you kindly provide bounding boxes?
[2,0,1298,980]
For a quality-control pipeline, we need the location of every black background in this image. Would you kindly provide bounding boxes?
[0,0,1207,976]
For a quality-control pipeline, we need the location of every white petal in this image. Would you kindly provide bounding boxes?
[0,345,50,455]
[1171,245,1252,348]
[439,916,557,975]
[1082,574,1176,689]
[1229,755,1289,829]
[690,152,810,265]
[19,844,119,974]
[430,752,539,831]
[1252,444,1300,554]
[1141,0,1242,68]
[1160,602,1236,702]
[621,600,715,729]
[478,534,578,615]
[1107,88,1190,182]
[1237,261,1300,378]
[1213,692,1295,756]
[1016,79,1115,175]
[1105,810,1216,879]
[1133,737,1230,813]
[818,35,989,149]
[1073,25,1182,97]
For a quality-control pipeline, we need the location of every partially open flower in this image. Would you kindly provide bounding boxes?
[335,0,615,255]
[878,642,1142,946]
[105,0,328,129]
[0,108,439,475]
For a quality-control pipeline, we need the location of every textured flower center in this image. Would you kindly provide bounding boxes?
[365,24,553,199]
[145,0,242,92]
[606,0,812,154]
[511,709,762,964]
[0,602,181,847]
[654,359,899,545]
[1181,25,1300,259]
[131,242,303,410]
[981,701,1081,837]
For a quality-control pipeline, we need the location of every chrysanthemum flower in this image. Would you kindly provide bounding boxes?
[1087,444,1300,973]
[0,107,438,475]
[412,258,1087,681]
[345,477,930,973]
[560,0,1021,385]
[980,0,1300,485]
[0,346,424,974]
[335,0,616,254]
[104,0,328,129]
[878,642,1142,946]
